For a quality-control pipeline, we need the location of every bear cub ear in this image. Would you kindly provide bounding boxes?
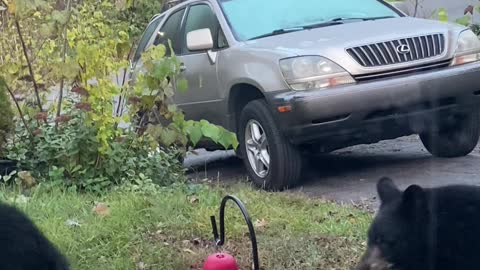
[401,184,426,212]
[377,177,401,205]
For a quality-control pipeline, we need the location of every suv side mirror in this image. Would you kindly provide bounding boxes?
[186,28,214,51]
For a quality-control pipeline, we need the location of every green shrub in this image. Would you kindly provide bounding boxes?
[0,82,13,157]
[6,102,185,191]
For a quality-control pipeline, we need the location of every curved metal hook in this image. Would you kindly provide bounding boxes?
[210,195,260,270]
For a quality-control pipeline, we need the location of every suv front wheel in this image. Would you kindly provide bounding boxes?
[420,109,480,158]
[239,100,303,190]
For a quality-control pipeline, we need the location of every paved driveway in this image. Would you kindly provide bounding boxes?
[185,135,480,208]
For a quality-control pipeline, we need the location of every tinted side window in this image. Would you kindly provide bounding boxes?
[154,9,186,55]
[183,4,227,53]
[133,16,163,64]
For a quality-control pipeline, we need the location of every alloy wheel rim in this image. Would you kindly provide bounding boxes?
[245,120,270,178]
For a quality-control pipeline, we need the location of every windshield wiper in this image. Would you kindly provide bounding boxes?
[248,27,304,40]
[330,16,396,22]
[249,21,344,40]
[247,16,395,41]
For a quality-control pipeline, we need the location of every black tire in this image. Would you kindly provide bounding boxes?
[239,100,303,191]
[420,109,480,158]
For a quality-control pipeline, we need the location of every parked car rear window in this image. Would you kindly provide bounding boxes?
[219,0,399,41]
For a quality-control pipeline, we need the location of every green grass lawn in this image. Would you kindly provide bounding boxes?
[0,183,372,269]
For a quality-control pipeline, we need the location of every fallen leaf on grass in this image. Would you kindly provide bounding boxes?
[183,248,198,255]
[65,219,81,227]
[92,202,110,216]
[254,218,268,229]
[136,262,146,270]
[188,196,199,204]
[17,171,36,188]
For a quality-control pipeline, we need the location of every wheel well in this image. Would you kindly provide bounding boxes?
[228,84,265,133]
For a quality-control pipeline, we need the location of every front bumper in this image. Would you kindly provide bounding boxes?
[267,62,480,146]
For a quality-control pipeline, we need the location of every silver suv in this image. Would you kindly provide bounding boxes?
[130,0,480,190]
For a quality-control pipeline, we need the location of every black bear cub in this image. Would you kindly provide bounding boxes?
[0,202,69,270]
[357,177,480,270]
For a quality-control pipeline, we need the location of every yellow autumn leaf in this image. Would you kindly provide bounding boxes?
[7,0,15,15]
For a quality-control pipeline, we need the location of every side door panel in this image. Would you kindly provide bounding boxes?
[175,3,228,127]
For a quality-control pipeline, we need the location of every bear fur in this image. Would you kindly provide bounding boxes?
[0,202,69,270]
[357,177,480,270]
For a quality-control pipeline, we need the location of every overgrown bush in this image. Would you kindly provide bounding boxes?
[0,0,237,191]
[0,80,13,157]
[7,103,184,191]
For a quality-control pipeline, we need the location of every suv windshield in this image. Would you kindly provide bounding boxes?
[219,0,400,41]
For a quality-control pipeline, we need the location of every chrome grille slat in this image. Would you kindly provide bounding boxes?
[350,48,367,66]
[382,42,395,64]
[439,34,445,53]
[422,36,430,57]
[432,35,438,56]
[406,38,418,60]
[347,34,446,67]
[374,43,389,64]
[367,45,382,65]
[415,37,424,59]
[359,46,375,66]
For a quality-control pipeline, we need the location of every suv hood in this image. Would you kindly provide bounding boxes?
[243,17,466,74]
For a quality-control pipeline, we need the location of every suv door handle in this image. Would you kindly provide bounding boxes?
[180,63,187,72]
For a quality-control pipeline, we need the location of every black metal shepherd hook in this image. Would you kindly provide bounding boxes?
[210,195,260,270]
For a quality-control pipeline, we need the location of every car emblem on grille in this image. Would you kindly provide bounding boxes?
[396,44,411,54]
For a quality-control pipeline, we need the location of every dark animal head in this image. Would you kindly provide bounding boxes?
[356,177,429,270]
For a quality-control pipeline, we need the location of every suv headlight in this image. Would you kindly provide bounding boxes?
[279,56,355,91]
[452,30,480,66]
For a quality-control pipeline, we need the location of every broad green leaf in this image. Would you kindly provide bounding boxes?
[141,95,156,109]
[172,113,185,126]
[115,0,127,10]
[39,23,55,37]
[201,122,221,141]
[61,60,81,79]
[160,127,179,146]
[167,104,177,113]
[186,125,203,146]
[52,10,70,25]
[152,62,170,81]
[176,78,188,92]
[455,15,471,26]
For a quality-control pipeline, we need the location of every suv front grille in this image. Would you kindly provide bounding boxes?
[347,34,445,67]
[353,59,451,81]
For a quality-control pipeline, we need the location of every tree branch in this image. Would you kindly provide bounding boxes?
[14,19,44,112]
[413,0,419,17]
[4,84,33,138]
[56,0,73,127]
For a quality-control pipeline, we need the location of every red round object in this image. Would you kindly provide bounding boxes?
[203,253,239,270]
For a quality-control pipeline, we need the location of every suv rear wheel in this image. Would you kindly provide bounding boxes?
[420,109,480,158]
[239,100,303,190]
